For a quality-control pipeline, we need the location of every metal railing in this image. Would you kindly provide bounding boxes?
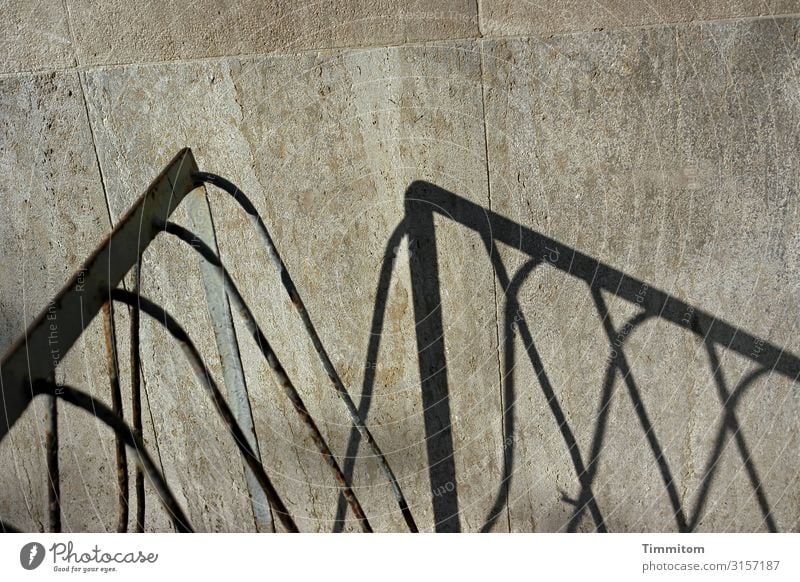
[0,149,413,533]
[1,151,797,532]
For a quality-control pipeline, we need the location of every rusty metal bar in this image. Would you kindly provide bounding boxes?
[194,173,414,531]
[129,264,145,532]
[111,289,300,533]
[184,187,275,533]
[32,380,193,532]
[3,152,798,535]
[0,149,200,443]
[102,302,129,532]
[157,222,373,532]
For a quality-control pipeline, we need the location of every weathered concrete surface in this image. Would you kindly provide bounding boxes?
[0,71,166,532]
[68,0,478,66]
[480,0,800,37]
[481,18,800,531]
[2,3,800,534]
[82,61,295,532]
[225,45,503,532]
[78,70,260,531]
[82,41,506,532]
[0,1,74,74]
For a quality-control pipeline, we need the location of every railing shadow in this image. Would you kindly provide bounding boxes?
[337,180,799,532]
[2,156,797,532]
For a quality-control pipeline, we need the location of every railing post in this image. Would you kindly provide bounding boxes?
[405,184,460,532]
[184,187,275,533]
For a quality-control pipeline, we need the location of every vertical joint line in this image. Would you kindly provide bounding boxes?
[478,41,509,531]
[474,0,484,37]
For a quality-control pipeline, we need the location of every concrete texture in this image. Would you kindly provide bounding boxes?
[0,71,169,532]
[480,1,800,37]
[481,18,800,531]
[1,2,799,532]
[0,1,74,73]
[68,0,478,66]
[81,41,505,532]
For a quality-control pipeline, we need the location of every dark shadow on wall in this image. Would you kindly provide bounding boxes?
[405,197,461,532]
[0,298,30,358]
[335,180,799,532]
[2,170,795,533]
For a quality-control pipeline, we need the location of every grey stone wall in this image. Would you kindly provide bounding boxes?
[1,1,798,532]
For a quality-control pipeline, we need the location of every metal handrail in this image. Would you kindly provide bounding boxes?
[1,155,797,533]
[0,149,410,532]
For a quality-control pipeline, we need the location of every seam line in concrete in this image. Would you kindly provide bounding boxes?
[476,10,800,41]
[59,0,80,68]
[72,66,173,531]
[3,11,799,79]
[477,37,511,533]
[75,75,112,227]
[63,0,112,226]
[67,0,171,519]
[0,36,481,78]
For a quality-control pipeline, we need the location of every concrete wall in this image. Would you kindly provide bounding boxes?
[1,1,798,532]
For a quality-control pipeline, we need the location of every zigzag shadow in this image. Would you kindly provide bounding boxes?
[334,180,800,532]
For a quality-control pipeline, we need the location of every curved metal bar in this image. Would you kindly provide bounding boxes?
[31,380,192,533]
[184,187,275,533]
[110,289,301,533]
[155,222,373,533]
[0,148,199,444]
[193,172,415,532]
